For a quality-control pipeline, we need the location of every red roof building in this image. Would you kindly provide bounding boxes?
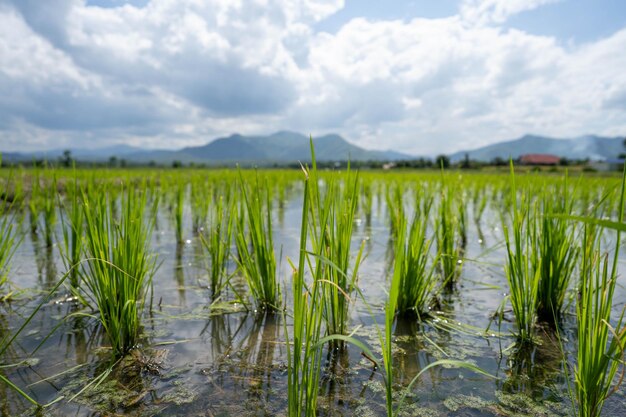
[519,154,560,165]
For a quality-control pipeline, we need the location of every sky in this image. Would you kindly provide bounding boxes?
[0,0,625,156]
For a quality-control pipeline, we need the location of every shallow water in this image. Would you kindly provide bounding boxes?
[2,179,626,417]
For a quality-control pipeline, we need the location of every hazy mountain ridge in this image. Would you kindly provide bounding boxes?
[2,131,410,164]
[450,134,623,162]
[3,133,623,165]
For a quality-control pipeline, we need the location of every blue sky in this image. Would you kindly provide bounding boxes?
[0,0,625,155]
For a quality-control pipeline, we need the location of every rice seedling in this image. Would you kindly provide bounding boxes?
[386,183,405,240]
[59,175,84,290]
[503,163,540,344]
[200,194,235,297]
[382,220,406,416]
[0,163,20,295]
[286,163,325,417]
[534,176,579,323]
[436,184,464,289]
[472,182,488,225]
[561,166,626,417]
[307,155,364,344]
[395,190,439,317]
[41,176,57,248]
[174,180,185,243]
[79,184,158,358]
[190,179,210,233]
[235,172,281,311]
[574,234,626,417]
[361,178,374,226]
[0,266,74,408]
[0,219,16,291]
[27,170,40,235]
[347,214,493,417]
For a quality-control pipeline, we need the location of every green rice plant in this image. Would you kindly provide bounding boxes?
[472,182,488,225]
[286,163,325,417]
[174,180,185,243]
[80,184,158,358]
[386,183,404,240]
[436,184,464,289]
[332,215,493,417]
[27,170,40,235]
[190,179,210,233]
[567,166,626,417]
[574,242,626,417]
[39,174,58,248]
[200,194,235,297]
[307,155,364,344]
[503,163,540,344]
[396,191,439,317]
[0,219,16,290]
[0,265,74,408]
[534,176,579,323]
[235,172,280,311]
[575,186,612,298]
[361,178,374,225]
[0,166,19,295]
[59,175,84,290]
[381,219,406,416]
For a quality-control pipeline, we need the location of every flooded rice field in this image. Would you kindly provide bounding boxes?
[1,168,626,416]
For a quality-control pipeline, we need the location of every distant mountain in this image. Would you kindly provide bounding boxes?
[450,134,624,162]
[127,131,410,164]
[2,144,145,162]
[1,132,410,165]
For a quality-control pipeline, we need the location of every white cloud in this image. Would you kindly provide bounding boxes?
[0,0,624,155]
[460,0,562,25]
[0,7,92,87]
[296,16,626,154]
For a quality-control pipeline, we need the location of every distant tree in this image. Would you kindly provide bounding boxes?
[460,153,471,169]
[172,160,183,168]
[61,150,73,168]
[120,159,127,168]
[435,154,450,169]
[559,157,569,166]
[491,156,507,167]
[108,156,118,167]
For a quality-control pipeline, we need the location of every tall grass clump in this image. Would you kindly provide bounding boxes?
[42,176,57,248]
[396,191,439,317]
[386,183,404,240]
[573,168,626,417]
[191,179,210,232]
[0,163,19,293]
[534,176,579,323]
[60,176,84,290]
[436,184,464,289]
[503,163,540,344]
[27,170,40,235]
[286,164,325,417]
[200,194,234,297]
[235,172,280,311]
[80,185,158,358]
[174,180,185,243]
[307,153,364,343]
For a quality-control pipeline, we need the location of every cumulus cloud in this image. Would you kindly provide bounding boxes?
[0,0,624,155]
[459,0,562,25]
[296,14,626,154]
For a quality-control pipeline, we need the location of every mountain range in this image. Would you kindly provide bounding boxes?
[449,134,623,162]
[1,132,623,165]
[2,131,408,165]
